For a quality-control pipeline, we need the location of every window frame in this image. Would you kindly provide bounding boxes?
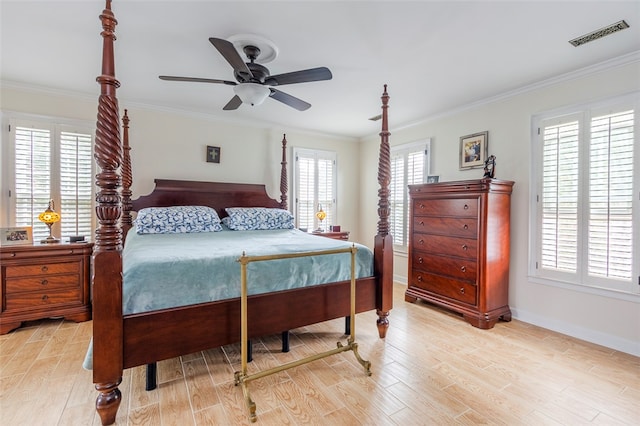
[292,147,337,231]
[529,92,639,297]
[2,112,96,241]
[390,139,431,252]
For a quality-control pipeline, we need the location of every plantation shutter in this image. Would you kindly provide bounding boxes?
[60,131,94,237]
[294,148,337,231]
[587,110,634,280]
[540,119,579,273]
[390,141,429,249]
[296,155,315,231]
[14,126,52,241]
[389,154,405,246]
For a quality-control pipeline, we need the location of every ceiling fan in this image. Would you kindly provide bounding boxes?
[159,37,332,111]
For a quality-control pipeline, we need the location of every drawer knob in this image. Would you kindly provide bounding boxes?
[418,257,424,264]
[463,204,469,210]
[460,266,466,272]
[41,295,49,301]
[418,239,424,245]
[41,265,49,273]
[41,279,48,286]
[419,221,424,226]
[462,244,468,251]
[417,275,423,282]
[459,288,465,294]
[463,224,468,230]
[419,203,425,209]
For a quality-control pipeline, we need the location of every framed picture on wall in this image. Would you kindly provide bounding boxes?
[459,131,488,170]
[206,145,221,163]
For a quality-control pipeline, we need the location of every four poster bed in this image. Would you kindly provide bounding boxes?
[91,2,393,424]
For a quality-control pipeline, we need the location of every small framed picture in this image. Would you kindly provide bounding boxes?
[427,175,440,183]
[0,226,33,246]
[459,131,488,170]
[206,145,221,163]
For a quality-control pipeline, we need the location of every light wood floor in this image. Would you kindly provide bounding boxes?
[1,283,639,425]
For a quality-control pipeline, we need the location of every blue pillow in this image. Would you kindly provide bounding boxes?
[135,205,223,234]
[223,207,294,230]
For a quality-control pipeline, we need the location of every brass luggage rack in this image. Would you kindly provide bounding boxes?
[235,246,371,422]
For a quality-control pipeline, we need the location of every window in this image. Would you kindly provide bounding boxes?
[390,139,430,250]
[293,148,337,231]
[531,95,638,294]
[6,117,94,242]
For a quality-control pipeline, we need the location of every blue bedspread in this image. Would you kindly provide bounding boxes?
[122,228,374,315]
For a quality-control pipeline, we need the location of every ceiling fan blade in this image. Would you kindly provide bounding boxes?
[159,75,236,86]
[265,67,332,86]
[223,95,243,111]
[269,89,311,111]
[209,37,253,79]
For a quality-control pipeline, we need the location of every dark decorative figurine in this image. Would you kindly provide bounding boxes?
[483,155,496,178]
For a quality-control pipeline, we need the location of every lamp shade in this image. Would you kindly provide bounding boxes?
[233,83,270,106]
[38,202,60,225]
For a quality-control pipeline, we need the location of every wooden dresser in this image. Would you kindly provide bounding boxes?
[406,178,514,329]
[0,242,93,334]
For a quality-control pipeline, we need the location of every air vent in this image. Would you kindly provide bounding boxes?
[569,20,629,47]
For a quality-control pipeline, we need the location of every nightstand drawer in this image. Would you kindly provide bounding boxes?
[5,261,80,278]
[5,288,81,311]
[5,274,80,293]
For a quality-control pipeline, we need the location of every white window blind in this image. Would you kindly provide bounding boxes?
[293,148,337,231]
[390,140,430,249]
[587,110,634,281]
[9,119,94,242]
[533,98,637,294]
[14,126,52,240]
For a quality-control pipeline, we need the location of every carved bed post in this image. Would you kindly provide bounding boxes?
[93,1,124,425]
[374,84,393,338]
[280,134,288,210]
[121,109,133,238]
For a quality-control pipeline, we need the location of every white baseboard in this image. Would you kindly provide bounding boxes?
[512,308,640,357]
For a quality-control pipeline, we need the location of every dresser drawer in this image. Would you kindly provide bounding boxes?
[409,270,477,305]
[413,197,478,218]
[5,261,80,278]
[5,288,81,311]
[412,234,477,259]
[5,274,79,293]
[412,251,477,281]
[412,216,477,238]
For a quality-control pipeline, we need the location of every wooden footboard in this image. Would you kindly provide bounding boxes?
[92,2,392,425]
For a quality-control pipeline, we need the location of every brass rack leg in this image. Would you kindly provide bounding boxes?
[236,246,371,422]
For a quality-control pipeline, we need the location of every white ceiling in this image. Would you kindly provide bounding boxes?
[1,1,639,138]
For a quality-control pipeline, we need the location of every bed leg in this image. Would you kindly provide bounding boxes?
[376,310,389,338]
[247,340,253,363]
[146,363,157,391]
[96,380,122,426]
[345,316,351,335]
[281,331,290,352]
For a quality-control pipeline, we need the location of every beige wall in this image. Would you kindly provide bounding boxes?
[359,58,640,355]
[0,85,362,239]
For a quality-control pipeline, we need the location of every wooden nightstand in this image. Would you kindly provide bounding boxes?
[311,230,350,240]
[0,241,93,334]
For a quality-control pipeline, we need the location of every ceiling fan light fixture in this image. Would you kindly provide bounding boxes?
[233,83,270,106]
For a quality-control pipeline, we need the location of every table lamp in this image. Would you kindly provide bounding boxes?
[315,204,326,232]
[38,199,61,243]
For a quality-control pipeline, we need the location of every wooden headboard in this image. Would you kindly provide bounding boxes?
[131,179,284,218]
